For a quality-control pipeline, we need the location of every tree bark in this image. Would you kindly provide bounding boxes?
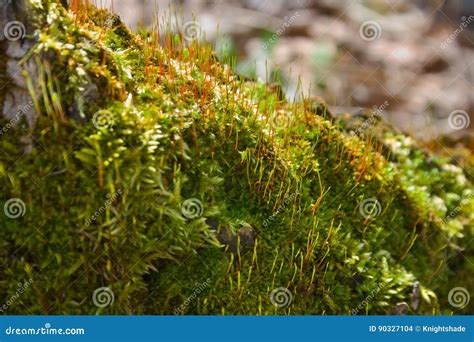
[0,0,37,138]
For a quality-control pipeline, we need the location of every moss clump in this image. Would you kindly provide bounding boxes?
[0,1,472,314]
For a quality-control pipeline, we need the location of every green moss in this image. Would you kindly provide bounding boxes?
[0,0,472,315]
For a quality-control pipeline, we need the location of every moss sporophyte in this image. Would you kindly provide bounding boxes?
[0,0,472,314]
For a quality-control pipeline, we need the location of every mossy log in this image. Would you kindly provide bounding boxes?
[0,1,472,314]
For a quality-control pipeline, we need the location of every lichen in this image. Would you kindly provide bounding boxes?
[0,0,472,315]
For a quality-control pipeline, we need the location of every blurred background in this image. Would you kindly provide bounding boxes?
[94,0,473,144]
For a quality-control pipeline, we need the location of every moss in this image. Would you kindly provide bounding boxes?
[0,0,472,315]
